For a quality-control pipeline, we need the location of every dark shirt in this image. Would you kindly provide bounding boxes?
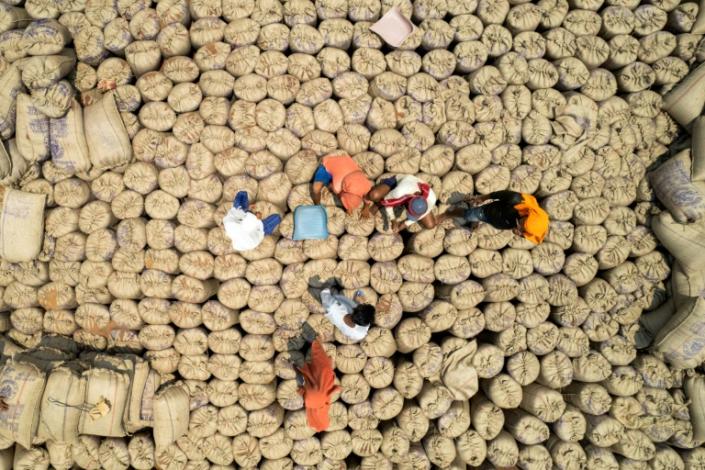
[473,190,523,230]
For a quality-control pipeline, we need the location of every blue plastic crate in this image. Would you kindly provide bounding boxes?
[293,205,329,240]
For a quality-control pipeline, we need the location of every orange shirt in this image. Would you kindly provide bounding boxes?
[515,193,549,244]
[297,340,340,432]
[321,155,372,212]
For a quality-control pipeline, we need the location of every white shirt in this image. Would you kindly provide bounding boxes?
[223,207,264,252]
[321,288,369,342]
[384,175,437,224]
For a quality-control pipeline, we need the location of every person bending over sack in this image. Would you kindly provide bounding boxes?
[364,174,449,232]
[296,338,341,432]
[311,153,374,215]
[445,190,549,244]
[320,288,375,342]
[222,191,281,251]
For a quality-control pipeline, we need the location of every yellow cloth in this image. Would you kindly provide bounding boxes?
[515,194,549,244]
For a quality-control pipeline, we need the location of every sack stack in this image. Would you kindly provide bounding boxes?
[0,339,187,469]
[0,0,703,466]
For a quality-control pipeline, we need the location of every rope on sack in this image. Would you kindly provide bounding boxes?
[48,396,113,420]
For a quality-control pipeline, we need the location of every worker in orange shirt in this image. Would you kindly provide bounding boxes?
[310,153,374,215]
[296,338,341,432]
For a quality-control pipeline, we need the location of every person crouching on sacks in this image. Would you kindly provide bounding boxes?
[295,338,341,432]
[364,174,449,232]
[445,190,550,244]
[222,191,281,251]
[310,153,374,215]
[321,287,375,342]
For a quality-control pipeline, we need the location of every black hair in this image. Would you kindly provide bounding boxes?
[350,303,374,327]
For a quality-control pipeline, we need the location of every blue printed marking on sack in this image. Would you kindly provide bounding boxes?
[0,375,24,433]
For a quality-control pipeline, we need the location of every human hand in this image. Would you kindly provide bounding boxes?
[513,221,523,237]
[354,290,366,302]
[391,220,403,233]
[361,201,373,219]
[249,204,263,219]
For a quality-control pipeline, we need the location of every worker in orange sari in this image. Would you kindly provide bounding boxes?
[444,190,550,244]
[311,153,374,215]
[296,338,341,432]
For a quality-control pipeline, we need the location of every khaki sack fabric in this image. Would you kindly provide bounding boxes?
[0,360,46,449]
[440,340,479,400]
[693,116,705,182]
[49,99,91,174]
[78,368,130,437]
[83,92,132,170]
[153,382,190,448]
[685,374,705,443]
[663,62,705,128]
[653,296,705,369]
[693,0,705,34]
[650,149,705,223]
[0,187,46,263]
[125,359,154,433]
[0,65,23,140]
[15,93,50,163]
[652,211,705,277]
[37,365,86,442]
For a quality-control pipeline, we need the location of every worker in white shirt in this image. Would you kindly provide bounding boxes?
[363,175,449,232]
[223,191,281,251]
[320,288,374,343]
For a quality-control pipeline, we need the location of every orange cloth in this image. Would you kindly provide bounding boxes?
[515,194,550,244]
[297,340,341,432]
[322,154,372,212]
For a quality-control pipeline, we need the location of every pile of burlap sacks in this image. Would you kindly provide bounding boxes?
[0,336,190,470]
[1,0,705,468]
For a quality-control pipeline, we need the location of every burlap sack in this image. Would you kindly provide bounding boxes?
[96,438,130,470]
[78,367,129,437]
[12,446,49,470]
[392,404,430,446]
[564,382,613,417]
[0,188,46,263]
[416,300,455,333]
[468,343,503,380]
[339,373,372,406]
[601,366,643,399]
[479,300,513,333]
[44,440,72,470]
[652,296,705,369]
[520,383,567,423]
[359,355,393,390]
[572,351,612,383]
[546,405,585,446]
[258,428,293,461]
[397,282,434,314]
[493,322,528,356]
[142,348,179,375]
[440,340,479,400]
[70,435,101,470]
[504,408,550,445]
[149,383,190,449]
[37,364,85,442]
[609,429,656,461]
[0,360,46,448]
[482,273,519,302]
[391,317,431,354]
